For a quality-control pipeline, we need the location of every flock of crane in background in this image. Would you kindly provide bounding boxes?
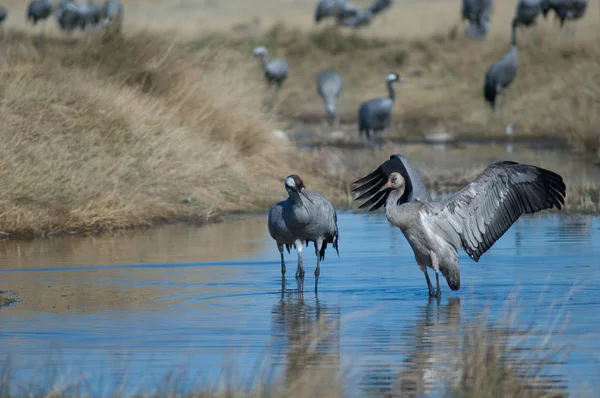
[0,0,123,35]
[253,0,590,141]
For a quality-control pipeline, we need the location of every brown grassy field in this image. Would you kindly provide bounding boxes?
[0,0,597,237]
[0,30,341,238]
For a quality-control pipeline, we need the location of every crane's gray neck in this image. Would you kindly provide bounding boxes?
[289,190,308,209]
[385,188,410,229]
[386,80,396,102]
[257,53,268,69]
[326,100,336,120]
[510,24,517,47]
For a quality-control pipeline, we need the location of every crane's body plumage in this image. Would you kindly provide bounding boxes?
[462,0,473,22]
[484,21,518,109]
[353,154,566,297]
[282,190,339,260]
[337,0,393,28]
[358,73,401,140]
[541,0,588,27]
[264,59,289,85]
[515,0,542,27]
[463,0,494,39]
[56,1,81,32]
[27,0,53,24]
[268,201,295,275]
[359,98,393,136]
[272,175,339,291]
[317,70,343,123]
[338,9,373,27]
[315,0,358,23]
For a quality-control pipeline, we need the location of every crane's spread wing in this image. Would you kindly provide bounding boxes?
[352,154,431,211]
[429,161,566,262]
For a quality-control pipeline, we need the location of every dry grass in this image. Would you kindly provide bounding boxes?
[0,29,336,238]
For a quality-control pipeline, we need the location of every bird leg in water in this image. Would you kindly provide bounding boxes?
[294,239,305,280]
[277,243,286,276]
[431,252,442,298]
[435,272,442,299]
[281,275,286,298]
[314,238,323,278]
[423,270,435,297]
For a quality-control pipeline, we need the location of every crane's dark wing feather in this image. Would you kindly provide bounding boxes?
[429,161,566,262]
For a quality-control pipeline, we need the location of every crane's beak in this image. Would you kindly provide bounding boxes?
[378,180,392,192]
[300,188,315,205]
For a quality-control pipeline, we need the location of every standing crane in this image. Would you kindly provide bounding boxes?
[463,0,494,39]
[352,154,566,298]
[357,73,402,141]
[253,46,289,108]
[541,0,588,40]
[280,175,339,292]
[316,70,343,125]
[27,0,53,40]
[483,19,518,120]
[55,0,80,33]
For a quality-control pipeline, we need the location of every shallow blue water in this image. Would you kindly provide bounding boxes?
[0,213,598,396]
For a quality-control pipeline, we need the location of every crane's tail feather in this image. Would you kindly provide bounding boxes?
[483,81,496,109]
[316,232,339,261]
[285,244,292,254]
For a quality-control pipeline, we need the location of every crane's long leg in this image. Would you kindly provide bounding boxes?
[314,238,323,292]
[498,92,506,124]
[294,238,305,282]
[314,238,323,278]
[40,20,47,51]
[431,253,442,298]
[277,243,286,276]
[368,129,374,141]
[268,84,280,109]
[423,270,435,297]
